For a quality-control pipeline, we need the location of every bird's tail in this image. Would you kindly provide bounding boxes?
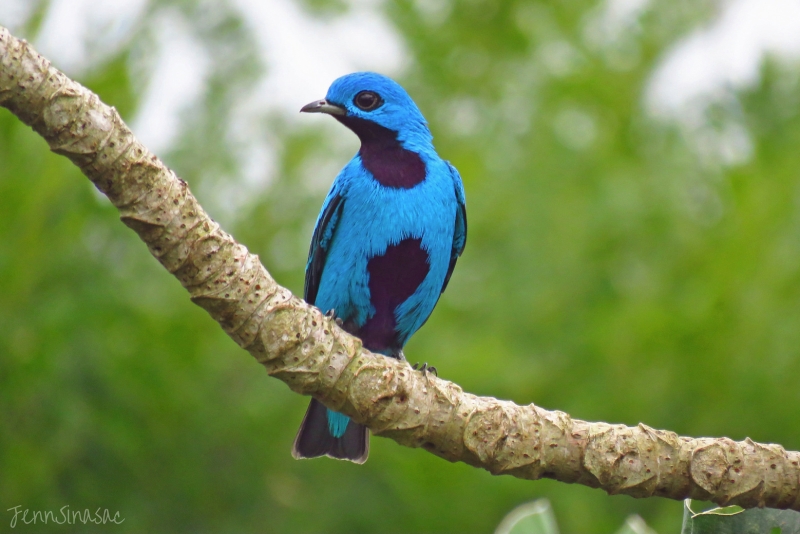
[292,398,369,463]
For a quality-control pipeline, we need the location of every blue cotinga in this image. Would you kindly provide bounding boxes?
[293,72,467,463]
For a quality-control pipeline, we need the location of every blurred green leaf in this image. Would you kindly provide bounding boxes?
[682,499,800,534]
[615,514,658,534]
[495,499,559,534]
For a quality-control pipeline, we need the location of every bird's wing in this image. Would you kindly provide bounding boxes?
[305,187,346,305]
[440,162,467,295]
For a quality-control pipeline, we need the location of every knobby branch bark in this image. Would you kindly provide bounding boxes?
[2,25,799,511]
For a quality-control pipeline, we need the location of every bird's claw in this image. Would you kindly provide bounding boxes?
[412,362,438,377]
[325,309,344,327]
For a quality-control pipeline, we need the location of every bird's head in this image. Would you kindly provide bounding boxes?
[300,72,432,148]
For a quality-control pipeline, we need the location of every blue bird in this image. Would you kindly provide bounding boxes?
[292,72,467,463]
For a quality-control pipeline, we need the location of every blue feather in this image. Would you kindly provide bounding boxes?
[326,410,350,439]
[292,72,467,463]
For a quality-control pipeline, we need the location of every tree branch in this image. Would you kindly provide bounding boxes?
[2,25,799,511]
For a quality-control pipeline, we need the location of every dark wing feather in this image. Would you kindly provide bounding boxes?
[441,162,467,295]
[305,192,345,305]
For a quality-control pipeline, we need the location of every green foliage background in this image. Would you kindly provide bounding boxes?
[3,1,800,532]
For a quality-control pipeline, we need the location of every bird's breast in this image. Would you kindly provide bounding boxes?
[314,157,456,345]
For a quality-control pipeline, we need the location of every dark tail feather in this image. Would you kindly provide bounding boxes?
[292,399,369,464]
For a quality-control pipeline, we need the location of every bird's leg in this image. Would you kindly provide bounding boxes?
[396,350,407,361]
[324,308,344,327]
[412,362,438,377]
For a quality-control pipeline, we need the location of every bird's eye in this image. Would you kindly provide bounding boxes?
[354,91,383,111]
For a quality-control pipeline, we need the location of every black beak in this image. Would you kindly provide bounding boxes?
[300,99,346,116]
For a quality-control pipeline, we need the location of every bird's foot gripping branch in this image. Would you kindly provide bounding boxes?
[2,25,800,511]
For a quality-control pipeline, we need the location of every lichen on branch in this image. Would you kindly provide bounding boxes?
[2,25,799,511]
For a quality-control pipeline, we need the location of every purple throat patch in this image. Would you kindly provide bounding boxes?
[336,116,426,189]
